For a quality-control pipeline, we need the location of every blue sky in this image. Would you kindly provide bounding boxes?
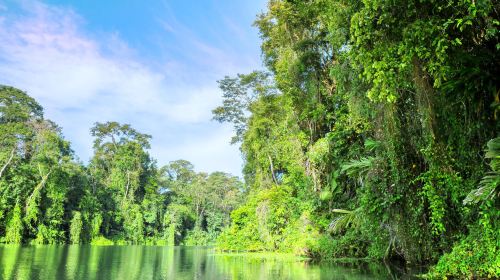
[0,0,267,176]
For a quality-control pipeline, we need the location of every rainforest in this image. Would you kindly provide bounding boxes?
[1,0,499,279]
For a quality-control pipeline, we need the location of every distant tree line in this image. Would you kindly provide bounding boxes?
[0,85,244,245]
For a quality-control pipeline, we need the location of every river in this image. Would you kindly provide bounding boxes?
[0,245,418,279]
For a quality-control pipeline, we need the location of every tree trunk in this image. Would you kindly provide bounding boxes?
[268,154,278,185]
[413,57,437,140]
[123,170,131,205]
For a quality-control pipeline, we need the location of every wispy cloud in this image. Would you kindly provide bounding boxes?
[0,0,252,175]
[155,1,261,78]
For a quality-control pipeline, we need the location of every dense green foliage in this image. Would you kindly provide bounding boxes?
[213,0,499,278]
[0,85,244,245]
[1,1,498,278]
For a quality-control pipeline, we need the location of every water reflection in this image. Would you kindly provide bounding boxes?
[0,245,416,280]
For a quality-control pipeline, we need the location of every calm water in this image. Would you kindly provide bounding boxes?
[0,245,417,280]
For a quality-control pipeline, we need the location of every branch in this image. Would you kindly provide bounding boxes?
[25,168,52,211]
[0,147,15,178]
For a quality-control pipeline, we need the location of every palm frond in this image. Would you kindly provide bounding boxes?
[463,174,499,205]
[340,157,376,183]
[364,139,381,152]
[328,208,362,234]
[463,137,500,205]
[484,137,500,161]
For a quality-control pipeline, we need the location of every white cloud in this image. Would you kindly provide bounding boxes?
[151,124,243,175]
[0,0,246,175]
[0,1,164,111]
